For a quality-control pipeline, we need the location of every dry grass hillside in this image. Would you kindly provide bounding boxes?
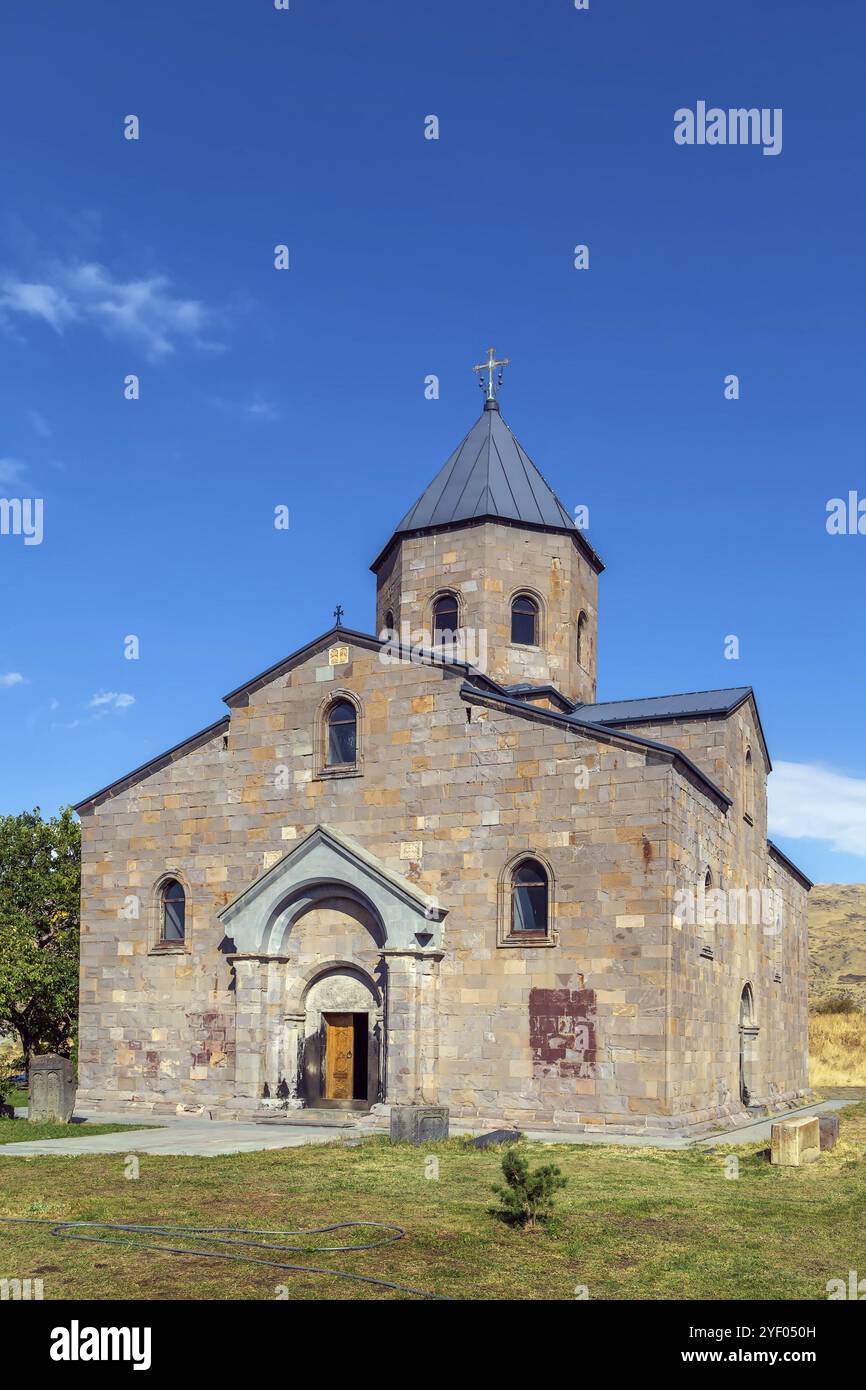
[809,1010,866,1087]
[808,884,866,1086]
[809,883,866,1009]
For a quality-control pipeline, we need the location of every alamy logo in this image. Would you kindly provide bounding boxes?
[673,882,784,933]
[0,1277,43,1300]
[49,1320,152,1371]
[674,102,783,157]
[826,1270,866,1299]
[379,622,488,674]
[0,497,43,545]
[826,492,866,534]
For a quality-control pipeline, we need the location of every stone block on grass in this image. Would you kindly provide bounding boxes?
[390,1104,449,1144]
[819,1114,839,1151]
[770,1115,820,1166]
[28,1054,76,1124]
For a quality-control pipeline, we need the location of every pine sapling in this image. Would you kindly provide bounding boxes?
[492,1144,567,1228]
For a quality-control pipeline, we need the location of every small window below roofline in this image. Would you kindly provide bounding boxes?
[314,690,364,781]
[149,872,192,956]
[497,851,559,949]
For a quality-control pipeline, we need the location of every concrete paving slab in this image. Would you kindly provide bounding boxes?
[452,1098,861,1149]
[1,1095,859,1156]
[691,1098,857,1148]
[0,1112,354,1157]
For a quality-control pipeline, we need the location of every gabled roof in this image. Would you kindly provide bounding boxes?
[73,628,502,812]
[370,400,604,573]
[73,715,230,814]
[460,682,733,811]
[573,688,753,725]
[221,625,502,706]
[218,823,447,956]
[767,839,813,891]
[572,686,771,772]
[502,682,576,714]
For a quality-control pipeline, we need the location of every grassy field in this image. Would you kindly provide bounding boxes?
[0,1106,864,1301]
[0,1119,159,1145]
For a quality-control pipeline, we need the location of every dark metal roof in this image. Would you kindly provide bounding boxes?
[573,688,753,725]
[572,685,772,774]
[371,400,604,573]
[502,682,575,713]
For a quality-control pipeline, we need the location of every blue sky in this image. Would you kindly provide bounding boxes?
[1,0,864,883]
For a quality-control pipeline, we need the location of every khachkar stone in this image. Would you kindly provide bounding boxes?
[28,1054,76,1123]
[390,1105,449,1144]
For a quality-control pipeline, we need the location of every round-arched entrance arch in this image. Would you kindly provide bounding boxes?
[218,826,447,1115]
[300,962,383,1108]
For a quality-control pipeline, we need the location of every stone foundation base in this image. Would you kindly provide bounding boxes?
[73,1087,817,1137]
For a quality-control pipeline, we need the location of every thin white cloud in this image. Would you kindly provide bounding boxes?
[245,396,279,422]
[769,760,866,859]
[0,260,214,359]
[89,690,135,712]
[0,672,25,687]
[0,457,26,484]
[0,280,75,329]
[27,409,51,438]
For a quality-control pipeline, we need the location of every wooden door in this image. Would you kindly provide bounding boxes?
[324,1013,354,1101]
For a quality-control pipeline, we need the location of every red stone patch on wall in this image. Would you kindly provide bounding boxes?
[186,1009,234,1068]
[529,987,597,1076]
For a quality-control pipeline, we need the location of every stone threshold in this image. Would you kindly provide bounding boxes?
[253,1110,362,1128]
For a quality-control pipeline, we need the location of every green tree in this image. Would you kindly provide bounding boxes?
[0,807,80,1061]
[492,1144,568,1229]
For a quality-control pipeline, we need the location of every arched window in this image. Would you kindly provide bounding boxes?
[326,698,357,767]
[744,748,755,822]
[384,609,395,633]
[432,592,459,644]
[740,983,754,1025]
[700,868,715,957]
[577,611,588,666]
[510,859,549,937]
[160,878,186,943]
[511,594,538,646]
[739,983,756,1104]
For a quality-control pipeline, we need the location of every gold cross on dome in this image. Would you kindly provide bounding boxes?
[473,346,510,402]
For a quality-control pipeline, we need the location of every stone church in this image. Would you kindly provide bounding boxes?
[75,353,812,1135]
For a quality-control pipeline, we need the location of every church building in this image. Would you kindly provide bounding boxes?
[75,352,812,1135]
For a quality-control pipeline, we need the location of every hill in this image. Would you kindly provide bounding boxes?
[808,883,866,1009]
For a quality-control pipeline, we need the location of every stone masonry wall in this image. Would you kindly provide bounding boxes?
[657,700,810,1127]
[374,520,599,704]
[77,637,807,1132]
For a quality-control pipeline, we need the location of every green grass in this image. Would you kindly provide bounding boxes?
[0,1105,863,1300]
[2,1087,29,1109]
[0,1120,160,1144]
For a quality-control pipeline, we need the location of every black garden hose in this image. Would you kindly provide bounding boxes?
[0,1216,448,1299]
